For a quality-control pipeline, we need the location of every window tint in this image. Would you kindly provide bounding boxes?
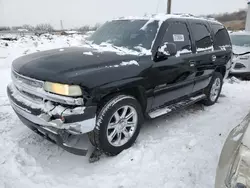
[211,24,231,49]
[162,22,192,53]
[191,23,212,50]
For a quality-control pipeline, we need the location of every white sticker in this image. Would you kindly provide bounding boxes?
[173,34,184,42]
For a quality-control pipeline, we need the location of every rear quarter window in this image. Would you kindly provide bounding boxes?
[211,24,231,50]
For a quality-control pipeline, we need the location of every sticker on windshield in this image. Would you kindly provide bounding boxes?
[173,34,184,42]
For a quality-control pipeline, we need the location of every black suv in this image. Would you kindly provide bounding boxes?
[7,14,232,157]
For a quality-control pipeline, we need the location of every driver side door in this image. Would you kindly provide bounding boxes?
[150,20,196,109]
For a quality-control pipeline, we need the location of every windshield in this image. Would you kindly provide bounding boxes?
[88,20,159,50]
[230,34,250,47]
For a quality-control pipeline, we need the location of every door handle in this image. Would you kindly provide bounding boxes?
[211,55,217,62]
[189,61,196,67]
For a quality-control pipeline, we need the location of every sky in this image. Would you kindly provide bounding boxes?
[0,0,248,29]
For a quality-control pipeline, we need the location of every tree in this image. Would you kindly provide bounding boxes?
[91,23,101,31]
[0,26,10,31]
[35,23,54,32]
[77,25,90,33]
[11,26,23,30]
[22,24,34,31]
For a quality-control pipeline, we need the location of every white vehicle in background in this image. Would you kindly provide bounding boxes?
[230,32,250,79]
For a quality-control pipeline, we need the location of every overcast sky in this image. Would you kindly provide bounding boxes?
[0,0,248,29]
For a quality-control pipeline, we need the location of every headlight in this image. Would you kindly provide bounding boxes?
[227,144,250,188]
[44,82,82,97]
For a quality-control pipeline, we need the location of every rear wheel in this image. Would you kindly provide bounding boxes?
[202,72,223,106]
[88,95,143,156]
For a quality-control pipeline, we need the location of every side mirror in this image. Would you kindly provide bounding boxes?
[157,42,177,57]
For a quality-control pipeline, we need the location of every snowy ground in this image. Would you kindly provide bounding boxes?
[1,35,250,188]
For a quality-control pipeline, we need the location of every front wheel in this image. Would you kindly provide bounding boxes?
[88,95,143,156]
[202,72,223,106]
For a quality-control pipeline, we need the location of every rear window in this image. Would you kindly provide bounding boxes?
[211,24,231,49]
[191,23,213,51]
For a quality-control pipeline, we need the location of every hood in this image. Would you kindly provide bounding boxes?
[233,45,250,54]
[12,47,151,88]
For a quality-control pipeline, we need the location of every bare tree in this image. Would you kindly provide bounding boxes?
[22,24,34,31]
[35,23,54,32]
[91,23,101,31]
[0,26,11,31]
[11,26,23,30]
[78,25,90,33]
[208,9,247,23]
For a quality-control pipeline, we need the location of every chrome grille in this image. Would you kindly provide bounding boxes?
[11,70,45,105]
[11,70,84,106]
[12,70,44,88]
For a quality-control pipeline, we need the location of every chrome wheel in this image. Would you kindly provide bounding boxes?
[106,105,138,147]
[210,78,221,102]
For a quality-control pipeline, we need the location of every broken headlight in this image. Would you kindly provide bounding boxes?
[44,82,82,97]
[227,144,250,188]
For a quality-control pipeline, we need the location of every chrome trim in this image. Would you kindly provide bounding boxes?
[148,94,206,118]
[11,70,84,106]
[10,98,96,134]
[9,83,86,116]
[12,70,44,88]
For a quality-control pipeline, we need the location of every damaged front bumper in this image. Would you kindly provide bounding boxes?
[7,80,97,156]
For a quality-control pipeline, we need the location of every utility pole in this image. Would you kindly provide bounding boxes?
[167,0,172,14]
[60,20,64,31]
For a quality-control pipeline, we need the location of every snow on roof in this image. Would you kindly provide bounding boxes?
[113,13,220,24]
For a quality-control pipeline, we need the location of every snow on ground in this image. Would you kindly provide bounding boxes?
[1,35,250,188]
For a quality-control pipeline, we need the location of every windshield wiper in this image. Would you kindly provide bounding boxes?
[100,42,127,54]
[110,44,126,54]
[84,39,94,49]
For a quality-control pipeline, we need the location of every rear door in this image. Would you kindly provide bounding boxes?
[151,19,196,109]
[187,20,215,92]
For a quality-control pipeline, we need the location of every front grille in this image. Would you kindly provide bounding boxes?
[10,70,84,106]
[11,70,44,104]
[18,88,43,103]
[12,70,44,88]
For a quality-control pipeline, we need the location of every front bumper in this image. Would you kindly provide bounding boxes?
[230,58,250,76]
[7,83,97,156]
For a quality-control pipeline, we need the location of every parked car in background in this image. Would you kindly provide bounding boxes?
[230,32,250,79]
[7,14,232,158]
[215,112,250,188]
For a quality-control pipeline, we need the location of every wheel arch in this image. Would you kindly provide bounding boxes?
[97,86,148,114]
[215,65,226,78]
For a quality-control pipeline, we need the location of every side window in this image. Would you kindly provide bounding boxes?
[191,23,213,51]
[211,24,231,49]
[162,22,192,54]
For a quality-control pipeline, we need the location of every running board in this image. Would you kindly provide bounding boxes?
[148,94,206,119]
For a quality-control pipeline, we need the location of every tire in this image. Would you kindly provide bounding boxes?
[88,95,143,156]
[202,72,223,106]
